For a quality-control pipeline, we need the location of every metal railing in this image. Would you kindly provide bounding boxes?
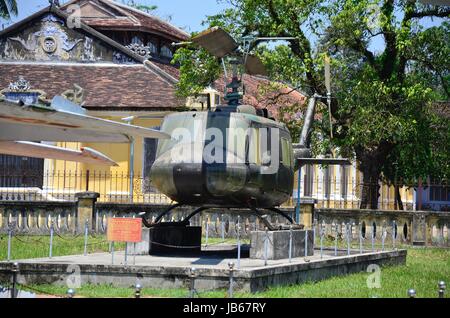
[0,170,448,211]
[287,177,449,211]
[0,170,172,204]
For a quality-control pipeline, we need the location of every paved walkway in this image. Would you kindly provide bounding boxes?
[11,247,373,270]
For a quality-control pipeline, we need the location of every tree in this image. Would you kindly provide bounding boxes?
[120,0,157,13]
[0,0,17,20]
[173,0,450,209]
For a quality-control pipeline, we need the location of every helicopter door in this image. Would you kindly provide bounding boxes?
[278,135,294,194]
[259,125,278,193]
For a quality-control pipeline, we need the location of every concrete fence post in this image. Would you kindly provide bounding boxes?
[10,262,19,299]
[438,281,446,299]
[75,192,100,235]
[228,262,234,298]
[67,289,75,298]
[189,268,196,298]
[135,284,142,299]
[412,212,426,246]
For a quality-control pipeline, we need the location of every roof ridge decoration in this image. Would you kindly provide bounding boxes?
[0,76,50,105]
[8,76,31,91]
[0,5,179,86]
[60,0,189,40]
[111,0,189,38]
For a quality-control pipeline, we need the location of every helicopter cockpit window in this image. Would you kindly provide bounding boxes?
[157,113,206,160]
[227,116,250,164]
[247,127,260,165]
[259,127,272,166]
[281,138,291,167]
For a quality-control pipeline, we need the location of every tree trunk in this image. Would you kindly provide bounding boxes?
[359,161,381,210]
[357,142,394,210]
[395,185,404,211]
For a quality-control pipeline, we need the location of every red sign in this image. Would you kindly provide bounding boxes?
[107,218,142,243]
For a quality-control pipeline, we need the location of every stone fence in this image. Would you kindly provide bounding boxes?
[315,208,450,247]
[0,192,448,247]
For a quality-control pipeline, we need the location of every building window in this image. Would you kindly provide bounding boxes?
[131,36,143,45]
[323,165,333,199]
[143,128,160,192]
[341,165,349,198]
[0,154,44,188]
[147,41,158,55]
[304,165,314,197]
[160,45,173,58]
[430,184,450,202]
[214,94,220,106]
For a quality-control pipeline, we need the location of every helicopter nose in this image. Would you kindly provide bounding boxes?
[172,163,204,196]
[205,163,247,196]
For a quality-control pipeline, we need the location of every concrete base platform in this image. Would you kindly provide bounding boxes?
[0,248,407,293]
[250,230,314,260]
[148,225,202,255]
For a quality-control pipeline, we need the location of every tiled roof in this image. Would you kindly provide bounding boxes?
[60,0,189,41]
[117,4,190,41]
[0,63,184,110]
[150,60,181,80]
[214,74,307,119]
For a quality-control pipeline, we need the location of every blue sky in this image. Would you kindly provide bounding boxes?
[0,0,445,53]
[0,0,230,33]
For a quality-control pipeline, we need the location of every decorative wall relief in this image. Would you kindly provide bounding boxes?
[113,51,135,64]
[0,13,117,63]
[42,36,58,53]
[82,36,95,61]
[8,35,39,51]
[126,43,153,59]
[112,43,152,64]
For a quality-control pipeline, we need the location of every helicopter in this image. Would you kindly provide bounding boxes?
[145,27,348,231]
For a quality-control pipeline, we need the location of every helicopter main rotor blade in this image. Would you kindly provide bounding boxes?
[192,26,239,58]
[324,55,334,141]
[325,55,331,95]
[244,55,268,77]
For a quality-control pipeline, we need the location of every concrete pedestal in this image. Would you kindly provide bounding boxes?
[149,224,202,255]
[126,228,150,256]
[299,198,316,228]
[412,214,426,246]
[75,192,100,234]
[250,230,314,260]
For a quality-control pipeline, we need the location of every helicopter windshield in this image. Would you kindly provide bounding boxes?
[157,112,256,164]
[157,112,207,159]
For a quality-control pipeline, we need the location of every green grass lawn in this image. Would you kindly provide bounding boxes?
[0,235,125,260]
[3,247,447,298]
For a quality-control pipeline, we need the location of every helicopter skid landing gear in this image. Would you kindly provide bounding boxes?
[142,205,302,233]
[249,207,304,232]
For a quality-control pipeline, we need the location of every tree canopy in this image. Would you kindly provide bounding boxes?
[173,0,450,209]
[120,0,157,13]
[0,0,17,20]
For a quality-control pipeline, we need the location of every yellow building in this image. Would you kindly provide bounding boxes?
[0,1,306,204]
[0,1,416,209]
[287,163,415,210]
